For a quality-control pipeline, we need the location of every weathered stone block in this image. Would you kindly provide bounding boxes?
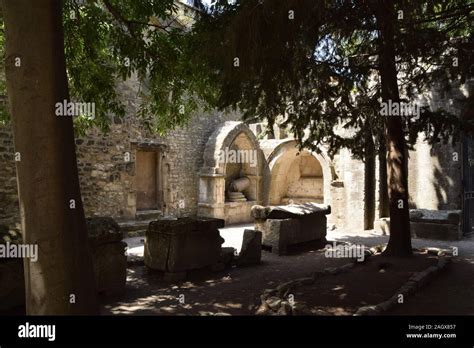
[411,221,462,241]
[374,210,463,241]
[92,241,127,296]
[145,217,225,273]
[86,217,127,296]
[251,202,331,220]
[219,247,235,265]
[374,218,390,235]
[263,218,299,255]
[0,225,24,312]
[86,217,123,246]
[224,201,254,225]
[410,209,461,225]
[254,203,329,255]
[409,209,462,240]
[236,229,262,266]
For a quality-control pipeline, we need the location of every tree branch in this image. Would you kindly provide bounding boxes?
[101,0,174,34]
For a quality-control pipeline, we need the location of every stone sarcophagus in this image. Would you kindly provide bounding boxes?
[251,203,330,255]
[409,209,462,241]
[144,217,225,278]
[375,209,463,241]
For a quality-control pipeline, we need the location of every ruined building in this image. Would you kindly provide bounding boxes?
[0,75,471,241]
[0,2,471,241]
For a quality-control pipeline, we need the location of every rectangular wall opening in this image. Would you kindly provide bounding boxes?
[136,149,162,211]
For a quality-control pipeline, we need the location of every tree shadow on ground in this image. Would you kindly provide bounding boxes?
[99,231,474,316]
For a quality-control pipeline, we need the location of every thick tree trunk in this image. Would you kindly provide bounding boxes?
[376,0,412,256]
[2,0,98,314]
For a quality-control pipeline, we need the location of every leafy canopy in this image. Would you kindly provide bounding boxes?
[191,0,473,158]
[0,0,216,134]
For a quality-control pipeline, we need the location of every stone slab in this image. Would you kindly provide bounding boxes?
[236,230,262,266]
[251,203,331,220]
[258,214,327,255]
[374,218,390,235]
[0,225,25,311]
[374,211,463,241]
[409,209,461,225]
[219,247,235,265]
[145,217,225,272]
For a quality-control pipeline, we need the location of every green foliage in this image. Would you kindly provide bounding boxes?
[192,0,474,158]
[63,0,217,135]
[0,0,218,134]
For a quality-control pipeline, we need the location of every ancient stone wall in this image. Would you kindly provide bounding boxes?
[1,79,469,231]
[0,76,238,227]
[408,138,461,210]
[331,148,366,231]
[76,109,238,221]
[406,82,468,210]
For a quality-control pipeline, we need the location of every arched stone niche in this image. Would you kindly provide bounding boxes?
[198,121,264,224]
[261,139,335,207]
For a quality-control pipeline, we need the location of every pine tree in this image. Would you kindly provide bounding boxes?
[192,0,473,256]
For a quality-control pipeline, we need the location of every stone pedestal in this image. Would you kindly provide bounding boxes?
[236,229,262,266]
[144,217,225,278]
[198,174,226,220]
[86,217,127,296]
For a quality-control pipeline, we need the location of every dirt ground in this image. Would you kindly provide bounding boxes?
[290,252,438,315]
[102,242,351,315]
[101,240,474,316]
[386,257,474,315]
[5,229,473,316]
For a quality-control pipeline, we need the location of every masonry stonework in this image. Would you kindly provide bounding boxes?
[0,80,469,235]
[75,110,238,222]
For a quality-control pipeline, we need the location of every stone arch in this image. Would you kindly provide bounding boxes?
[198,121,264,224]
[201,121,262,175]
[261,139,335,207]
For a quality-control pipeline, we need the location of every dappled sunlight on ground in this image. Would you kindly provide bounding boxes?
[108,227,474,316]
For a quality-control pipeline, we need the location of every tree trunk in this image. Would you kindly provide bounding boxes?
[364,125,376,230]
[378,142,390,218]
[376,0,412,256]
[2,0,98,314]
